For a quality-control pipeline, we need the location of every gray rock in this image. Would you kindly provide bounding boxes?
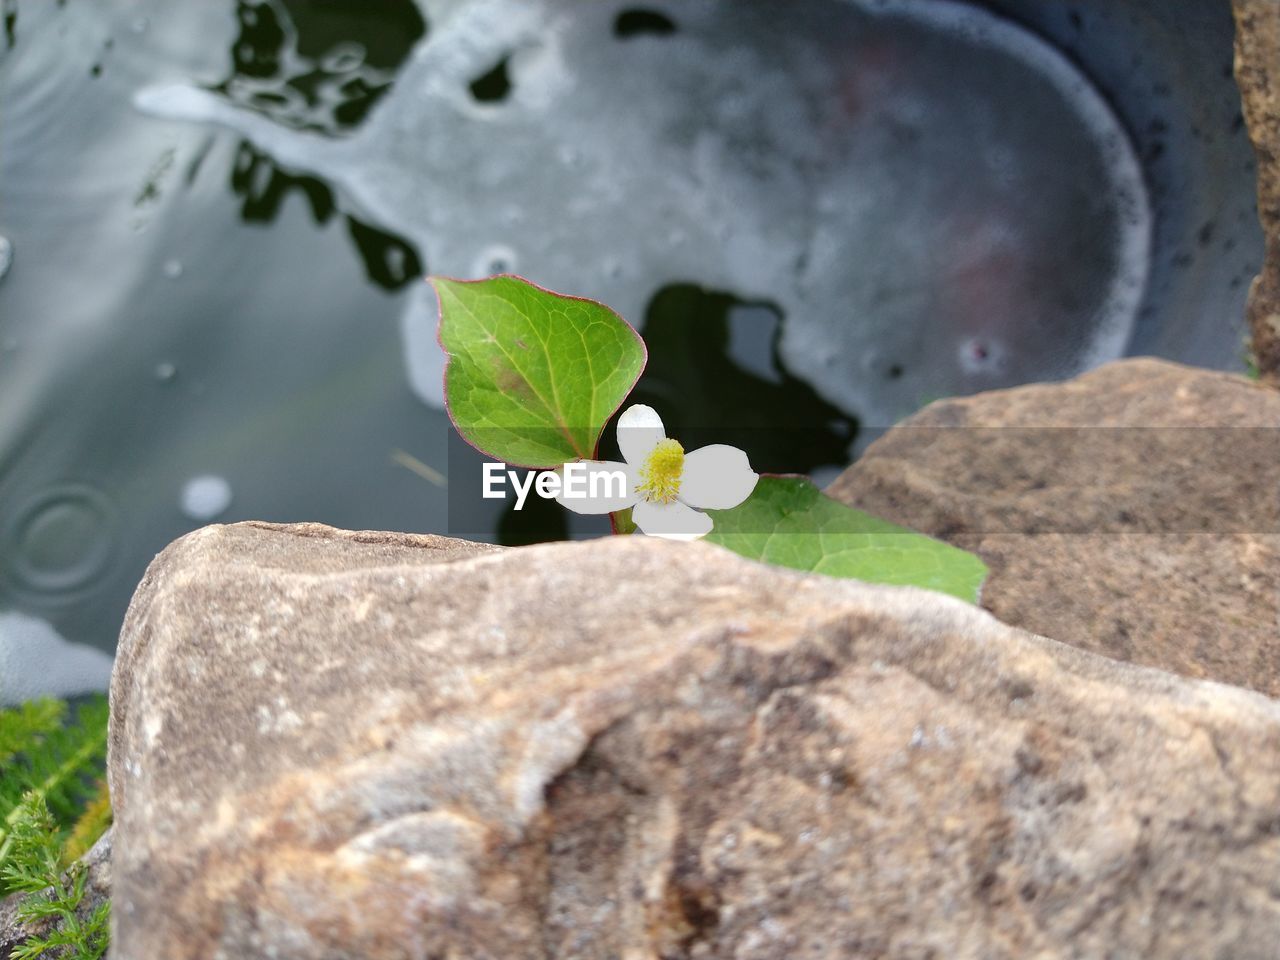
[829,358,1280,697]
[109,520,1280,958]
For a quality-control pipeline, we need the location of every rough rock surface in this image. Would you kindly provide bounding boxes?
[109,520,1280,959]
[829,358,1280,696]
[1235,0,1280,383]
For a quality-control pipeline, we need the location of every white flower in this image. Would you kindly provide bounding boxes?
[557,404,758,540]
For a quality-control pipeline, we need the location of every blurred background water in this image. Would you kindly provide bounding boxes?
[0,0,1263,701]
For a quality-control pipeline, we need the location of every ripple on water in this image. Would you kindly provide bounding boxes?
[471,243,518,279]
[1,484,118,599]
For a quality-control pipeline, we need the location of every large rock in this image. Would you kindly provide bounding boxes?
[1235,0,1280,383]
[829,358,1280,697]
[109,520,1280,959]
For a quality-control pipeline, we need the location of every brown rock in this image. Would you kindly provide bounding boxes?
[1234,0,1280,383]
[110,520,1280,958]
[828,357,1280,695]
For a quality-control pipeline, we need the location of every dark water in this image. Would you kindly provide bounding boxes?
[0,0,1261,699]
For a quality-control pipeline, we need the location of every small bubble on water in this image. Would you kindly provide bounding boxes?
[154,362,177,382]
[180,475,233,521]
[322,42,366,73]
[471,244,518,278]
[958,336,1006,374]
[131,16,149,34]
[0,235,12,281]
[163,258,184,279]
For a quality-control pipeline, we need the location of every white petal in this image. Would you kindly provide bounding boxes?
[678,445,758,510]
[617,403,666,466]
[555,461,639,514]
[633,498,714,541]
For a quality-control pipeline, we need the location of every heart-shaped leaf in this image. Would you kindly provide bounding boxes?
[706,476,987,602]
[431,275,647,467]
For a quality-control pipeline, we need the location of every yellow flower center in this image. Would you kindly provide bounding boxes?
[637,438,684,504]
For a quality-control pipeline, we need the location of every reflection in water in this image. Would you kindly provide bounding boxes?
[232,140,334,222]
[0,0,1263,695]
[619,284,858,475]
[496,483,569,546]
[210,0,427,135]
[613,9,678,39]
[230,140,422,289]
[469,56,512,104]
[132,0,1197,432]
[0,0,445,684]
[216,0,429,289]
[345,215,421,289]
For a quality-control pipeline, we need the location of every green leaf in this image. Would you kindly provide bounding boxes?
[705,476,988,603]
[431,275,647,467]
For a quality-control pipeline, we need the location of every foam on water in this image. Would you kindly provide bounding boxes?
[180,474,233,521]
[401,283,447,409]
[134,0,1154,428]
[0,611,114,705]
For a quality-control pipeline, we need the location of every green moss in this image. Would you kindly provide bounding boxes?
[1,695,109,886]
[2,794,109,959]
[0,695,112,957]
